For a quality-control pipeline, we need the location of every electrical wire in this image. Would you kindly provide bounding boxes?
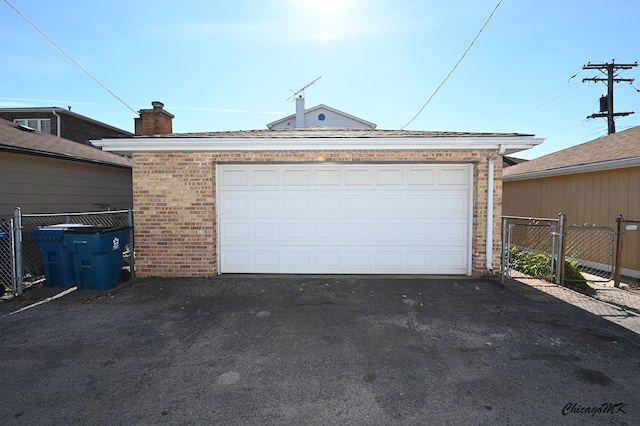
[480,69,585,131]
[401,0,503,130]
[4,0,138,116]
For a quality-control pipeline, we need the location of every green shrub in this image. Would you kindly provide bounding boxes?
[510,247,552,278]
[509,247,588,287]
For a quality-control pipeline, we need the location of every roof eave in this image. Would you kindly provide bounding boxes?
[92,136,544,157]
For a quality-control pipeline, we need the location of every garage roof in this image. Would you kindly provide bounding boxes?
[92,127,543,156]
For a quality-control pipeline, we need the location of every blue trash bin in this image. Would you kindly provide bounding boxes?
[62,226,131,291]
[32,224,91,287]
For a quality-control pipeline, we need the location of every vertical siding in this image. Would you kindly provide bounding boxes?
[0,152,132,218]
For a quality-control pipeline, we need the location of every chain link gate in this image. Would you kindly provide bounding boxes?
[501,216,559,284]
[502,214,616,288]
[615,216,640,286]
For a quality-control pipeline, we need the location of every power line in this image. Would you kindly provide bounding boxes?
[480,69,585,131]
[401,0,503,130]
[4,0,138,116]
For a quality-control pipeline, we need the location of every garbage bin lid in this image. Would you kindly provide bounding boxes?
[38,224,92,231]
[63,225,131,234]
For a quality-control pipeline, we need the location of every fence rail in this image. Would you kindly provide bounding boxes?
[2,208,134,295]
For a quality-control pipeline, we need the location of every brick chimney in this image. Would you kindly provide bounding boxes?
[134,101,174,135]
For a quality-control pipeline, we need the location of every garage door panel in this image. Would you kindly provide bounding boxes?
[407,196,436,214]
[345,196,372,213]
[313,223,342,240]
[221,169,250,186]
[221,223,250,241]
[375,195,404,213]
[438,194,468,215]
[438,223,468,243]
[252,169,279,185]
[284,223,310,240]
[438,250,468,270]
[376,169,404,185]
[221,195,249,213]
[345,169,373,185]
[314,195,342,212]
[314,169,342,185]
[439,167,469,186]
[283,169,310,185]
[218,164,471,274]
[253,196,279,213]
[254,251,280,268]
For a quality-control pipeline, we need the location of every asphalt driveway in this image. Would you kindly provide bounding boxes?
[1,275,639,425]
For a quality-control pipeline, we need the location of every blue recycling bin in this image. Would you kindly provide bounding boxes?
[32,224,91,287]
[62,226,131,291]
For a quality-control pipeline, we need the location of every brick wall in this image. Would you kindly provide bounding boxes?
[132,150,502,277]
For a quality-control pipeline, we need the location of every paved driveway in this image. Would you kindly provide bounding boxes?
[1,276,639,425]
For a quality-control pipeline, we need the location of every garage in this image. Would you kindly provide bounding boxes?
[217,163,472,274]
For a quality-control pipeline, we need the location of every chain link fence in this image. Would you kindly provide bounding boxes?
[501,216,558,282]
[564,225,615,282]
[2,209,134,295]
[1,221,14,294]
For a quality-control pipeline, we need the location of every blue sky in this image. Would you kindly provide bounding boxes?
[2,0,639,159]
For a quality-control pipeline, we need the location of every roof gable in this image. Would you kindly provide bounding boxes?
[267,104,376,129]
[504,126,640,180]
[0,118,131,168]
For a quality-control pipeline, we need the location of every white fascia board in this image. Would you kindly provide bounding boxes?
[92,136,544,155]
[504,157,640,182]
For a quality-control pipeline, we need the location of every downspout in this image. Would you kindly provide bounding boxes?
[51,108,61,137]
[486,144,506,271]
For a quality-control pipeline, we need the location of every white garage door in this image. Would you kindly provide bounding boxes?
[218,164,471,274]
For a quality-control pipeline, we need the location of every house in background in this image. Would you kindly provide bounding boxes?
[0,106,132,145]
[94,102,543,278]
[503,126,640,278]
[267,95,376,129]
[0,118,132,219]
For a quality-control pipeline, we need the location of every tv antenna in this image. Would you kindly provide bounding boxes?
[286,76,322,101]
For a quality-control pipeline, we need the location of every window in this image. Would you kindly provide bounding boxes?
[14,118,51,133]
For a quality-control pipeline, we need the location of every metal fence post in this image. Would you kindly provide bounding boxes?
[555,213,566,285]
[500,216,508,285]
[614,214,624,288]
[128,209,135,279]
[13,207,24,295]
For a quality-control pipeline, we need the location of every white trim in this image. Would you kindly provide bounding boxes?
[466,163,474,276]
[504,157,640,181]
[486,145,506,271]
[215,162,222,275]
[92,136,543,156]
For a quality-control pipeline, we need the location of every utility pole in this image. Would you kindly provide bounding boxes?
[583,60,636,134]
